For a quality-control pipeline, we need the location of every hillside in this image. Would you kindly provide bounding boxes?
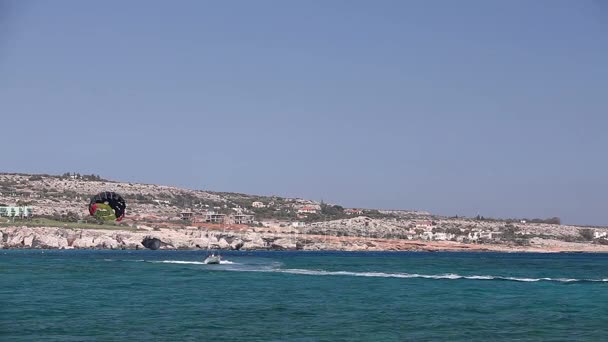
[0,172,398,223]
[1,172,608,252]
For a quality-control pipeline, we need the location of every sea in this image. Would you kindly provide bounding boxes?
[1,250,607,341]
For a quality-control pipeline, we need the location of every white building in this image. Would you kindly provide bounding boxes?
[233,214,254,225]
[252,201,266,208]
[205,211,226,224]
[0,206,33,218]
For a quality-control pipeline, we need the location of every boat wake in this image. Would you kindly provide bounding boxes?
[150,259,236,265]
[155,260,206,265]
[272,269,608,283]
[113,259,606,283]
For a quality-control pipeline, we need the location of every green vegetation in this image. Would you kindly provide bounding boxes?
[1,218,134,231]
[361,209,397,220]
[579,228,594,241]
[475,215,562,225]
[499,225,530,246]
[320,203,344,218]
[60,173,107,181]
[251,207,296,220]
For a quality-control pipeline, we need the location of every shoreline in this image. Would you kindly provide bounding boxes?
[3,226,608,254]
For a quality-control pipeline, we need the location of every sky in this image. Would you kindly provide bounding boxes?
[0,0,607,225]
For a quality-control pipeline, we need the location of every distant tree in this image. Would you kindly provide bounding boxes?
[64,211,80,222]
[579,229,594,241]
[446,227,463,235]
[320,203,344,217]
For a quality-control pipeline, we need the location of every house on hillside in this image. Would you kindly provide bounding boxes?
[345,209,363,215]
[180,211,194,221]
[415,220,433,228]
[468,231,495,241]
[205,211,226,224]
[297,206,318,214]
[252,201,266,208]
[233,214,254,225]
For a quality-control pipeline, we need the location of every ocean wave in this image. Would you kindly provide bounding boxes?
[274,269,608,283]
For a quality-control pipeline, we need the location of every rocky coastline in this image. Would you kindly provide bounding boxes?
[3,225,608,253]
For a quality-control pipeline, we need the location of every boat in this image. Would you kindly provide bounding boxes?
[203,225,225,264]
[204,252,221,264]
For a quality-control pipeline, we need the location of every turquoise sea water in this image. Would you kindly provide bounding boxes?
[1,250,607,341]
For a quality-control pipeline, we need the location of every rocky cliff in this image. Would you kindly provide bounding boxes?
[3,225,608,253]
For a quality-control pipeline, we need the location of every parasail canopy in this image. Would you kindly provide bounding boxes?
[88,191,126,221]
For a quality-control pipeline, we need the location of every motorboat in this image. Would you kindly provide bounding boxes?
[204,253,221,264]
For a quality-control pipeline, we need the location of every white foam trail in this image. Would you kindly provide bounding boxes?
[155,260,207,265]
[271,269,608,283]
[149,259,236,265]
[127,259,607,283]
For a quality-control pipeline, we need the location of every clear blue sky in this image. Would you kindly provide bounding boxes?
[1,0,607,225]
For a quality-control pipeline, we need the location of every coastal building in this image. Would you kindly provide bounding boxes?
[480,231,494,239]
[345,209,363,215]
[0,206,33,218]
[594,231,608,239]
[204,211,226,224]
[468,231,496,241]
[432,232,454,241]
[233,214,254,225]
[420,231,455,241]
[291,221,306,228]
[180,211,194,221]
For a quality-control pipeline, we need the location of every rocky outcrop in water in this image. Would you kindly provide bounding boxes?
[141,237,162,250]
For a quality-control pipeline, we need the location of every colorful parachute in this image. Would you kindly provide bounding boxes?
[88,191,126,221]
